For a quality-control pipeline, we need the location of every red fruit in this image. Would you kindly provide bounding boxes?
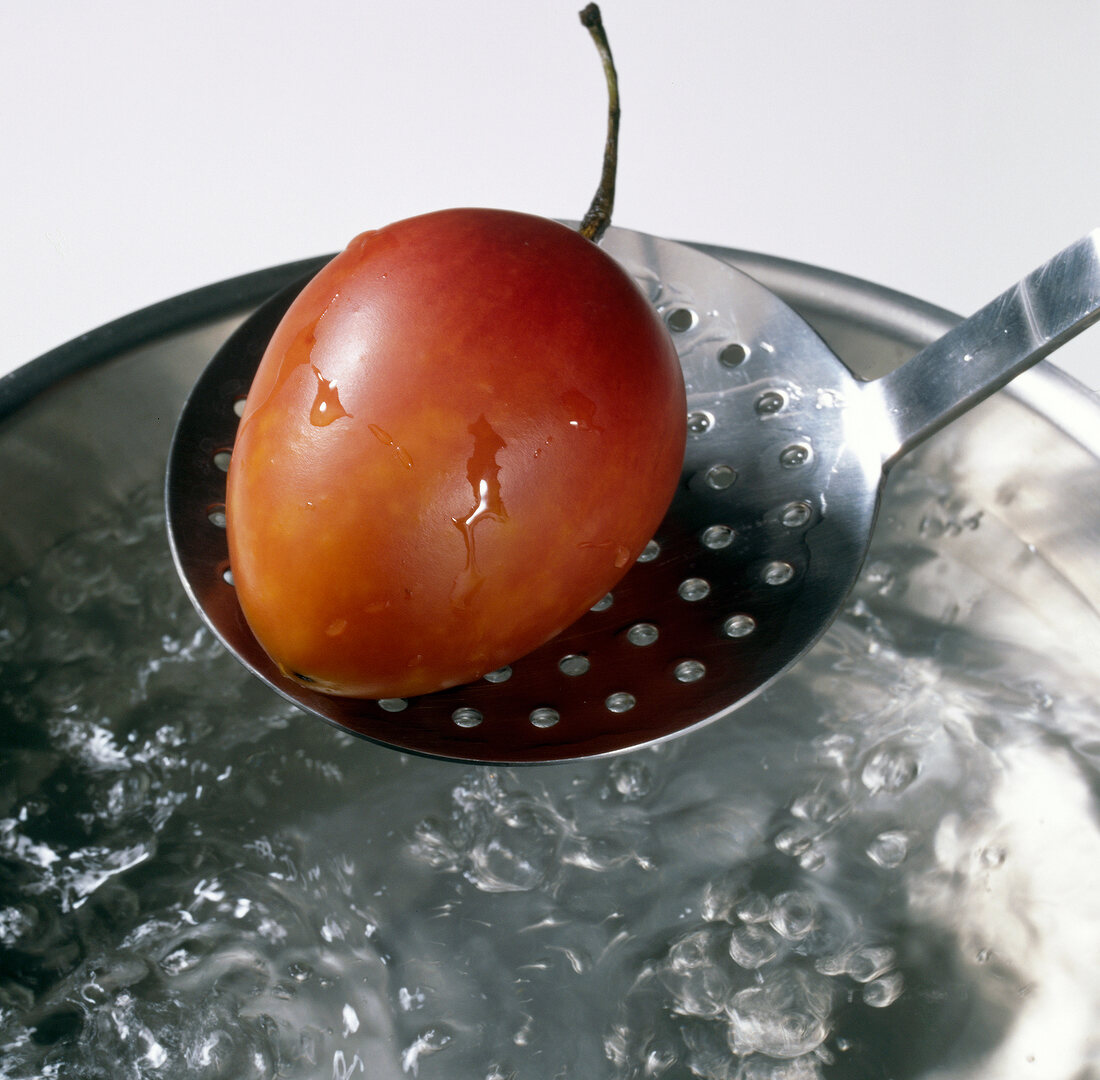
[225,207,686,698]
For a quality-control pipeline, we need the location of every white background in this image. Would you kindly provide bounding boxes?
[2,0,1099,389]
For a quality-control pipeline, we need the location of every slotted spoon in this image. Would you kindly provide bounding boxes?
[166,226,1100,764]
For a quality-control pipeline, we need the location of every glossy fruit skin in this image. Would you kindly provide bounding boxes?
[226,208,686,699]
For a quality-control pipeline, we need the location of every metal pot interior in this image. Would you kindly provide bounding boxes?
[1,247,1098,1078]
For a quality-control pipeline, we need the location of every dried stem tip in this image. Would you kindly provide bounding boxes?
[577,4,620,244]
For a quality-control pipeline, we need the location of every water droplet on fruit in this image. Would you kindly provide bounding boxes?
[560,389,603,432]
[452,415,508,607]
[578,539,631,568]
[368,424,414,468]
[309,366,351,426]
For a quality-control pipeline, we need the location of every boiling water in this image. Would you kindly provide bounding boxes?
[2,447,1100,1079]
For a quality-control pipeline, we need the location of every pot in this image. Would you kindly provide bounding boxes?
[1,245,1097,1078]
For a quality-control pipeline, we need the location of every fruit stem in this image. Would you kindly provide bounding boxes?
[578,4,620,244]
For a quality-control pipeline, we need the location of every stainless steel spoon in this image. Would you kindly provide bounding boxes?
[166,226,1100,764]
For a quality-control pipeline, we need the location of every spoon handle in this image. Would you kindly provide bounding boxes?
[873,229,1100,469]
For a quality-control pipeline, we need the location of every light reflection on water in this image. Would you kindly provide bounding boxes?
[1,452,1099,1079]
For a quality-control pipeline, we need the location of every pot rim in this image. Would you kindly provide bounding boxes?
[2,239,1097,460]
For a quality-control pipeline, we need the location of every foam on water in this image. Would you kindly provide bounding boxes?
[1,453,1100,1079]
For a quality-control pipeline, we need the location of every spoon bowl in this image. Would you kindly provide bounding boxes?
[166,227,1100,763]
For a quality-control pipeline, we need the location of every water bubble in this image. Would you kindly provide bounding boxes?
[980,845,1007,869]
[608,758,653,801]
[705,464,738,490]
[207,507,227,529]
[591,592,614,612]
[667,927,718,973]
[558,654,590,676]
[770,891,818,941]
[0,905,33,945]
[861,746,920,794]
[862,971,904,1008]
[455,776,567,894]
[789,786,849,824]
[400,1027,454,1075]
[674,660,707,684]
[735,892,773,925]
[798,846,827,872]
[48,579,87,614]
[637,540,661,563]
[605,692,636,713]
[0,593,30,657]
[727,968,833,1058]
[664,928,736,1020]
[378,698,408,713]
[843,945,895,983]
[701,524,734,550]
[627,623,659,646]
[863,560,901,596]
[160,946,202,976]
[774,823,818,858]
[483,666,512,684]
[678,577,711,601]
[723,614,756,638]
[728,923,781,969]
[867,830,911,868]
[287,960,313,982]
[213,450,232,472]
